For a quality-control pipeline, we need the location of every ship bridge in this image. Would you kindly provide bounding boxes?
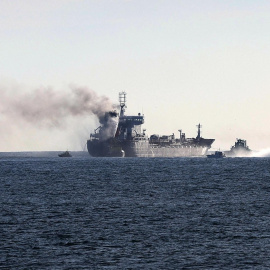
[119,114,144,127]
[117,114,144,140]
[117,92,145,140]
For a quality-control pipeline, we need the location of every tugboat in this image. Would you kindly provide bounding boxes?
[58,151,72,157]
[87,92,215,157]
[207,151,226,158]
[225,139,252,157]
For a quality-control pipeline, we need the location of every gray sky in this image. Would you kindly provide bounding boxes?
[0,0,270,151]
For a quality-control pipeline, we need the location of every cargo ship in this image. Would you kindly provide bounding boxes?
[87,92,215,157]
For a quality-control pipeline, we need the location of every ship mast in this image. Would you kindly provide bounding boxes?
[178,129,182,142]
[196,123,202,139]
[119,91,126,117]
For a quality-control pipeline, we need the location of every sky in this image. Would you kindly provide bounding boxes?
[0,0,270,151]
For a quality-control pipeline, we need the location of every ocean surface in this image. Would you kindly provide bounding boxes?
[1,152,270,269]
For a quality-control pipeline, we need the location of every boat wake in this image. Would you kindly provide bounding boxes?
[252,148,270,157]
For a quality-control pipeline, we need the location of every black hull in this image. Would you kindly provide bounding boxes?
[86,140,124,157]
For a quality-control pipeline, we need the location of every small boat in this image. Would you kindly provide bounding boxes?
[58,151,72,157]
[207,151,225,158]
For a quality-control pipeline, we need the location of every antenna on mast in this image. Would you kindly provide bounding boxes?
[196,123,202,139]
[119,92,126,116]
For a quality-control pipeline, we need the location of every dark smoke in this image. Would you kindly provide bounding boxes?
[0,85,116,128]
[98,111,119,141]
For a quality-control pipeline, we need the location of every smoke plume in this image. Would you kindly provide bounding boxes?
[98,111,119,141]
[0,85,116,128]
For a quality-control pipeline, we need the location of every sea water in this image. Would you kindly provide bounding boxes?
[1,152,270,269]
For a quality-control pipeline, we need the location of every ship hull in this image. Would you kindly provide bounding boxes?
[87,139,211,157]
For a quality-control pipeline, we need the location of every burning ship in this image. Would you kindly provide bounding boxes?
[87,92,215,157]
